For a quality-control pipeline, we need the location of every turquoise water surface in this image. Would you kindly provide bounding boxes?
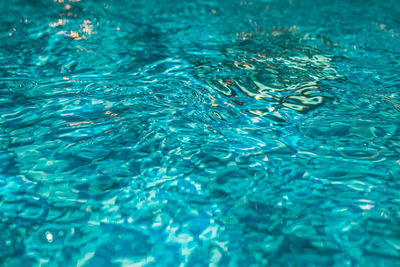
[1,0,400,266]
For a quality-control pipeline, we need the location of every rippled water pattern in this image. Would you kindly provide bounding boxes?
[1,0,400,266]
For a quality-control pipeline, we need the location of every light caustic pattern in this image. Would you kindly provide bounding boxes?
[1,0,400,266]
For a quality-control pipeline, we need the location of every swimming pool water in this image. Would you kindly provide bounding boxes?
[1,0,400,266]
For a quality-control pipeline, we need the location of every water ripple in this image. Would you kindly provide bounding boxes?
[1,0,400,266]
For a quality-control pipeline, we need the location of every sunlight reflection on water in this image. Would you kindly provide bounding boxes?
[1,0,400,266]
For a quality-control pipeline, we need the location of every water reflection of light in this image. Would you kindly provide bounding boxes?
[373,21,399,37]
[69,121,94,127]
[360,204,374,210]
[61,19,95,40]
[65,30,86,40]
[45,231,53,243]
[81,20,93,35]
[49,19,65,28]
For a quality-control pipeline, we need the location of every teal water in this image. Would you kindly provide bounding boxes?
[1,0,400,266]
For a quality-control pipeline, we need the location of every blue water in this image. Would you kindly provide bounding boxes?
[1,0,400,266]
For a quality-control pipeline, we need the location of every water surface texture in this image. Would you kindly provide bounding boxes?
[1,0,400,266]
